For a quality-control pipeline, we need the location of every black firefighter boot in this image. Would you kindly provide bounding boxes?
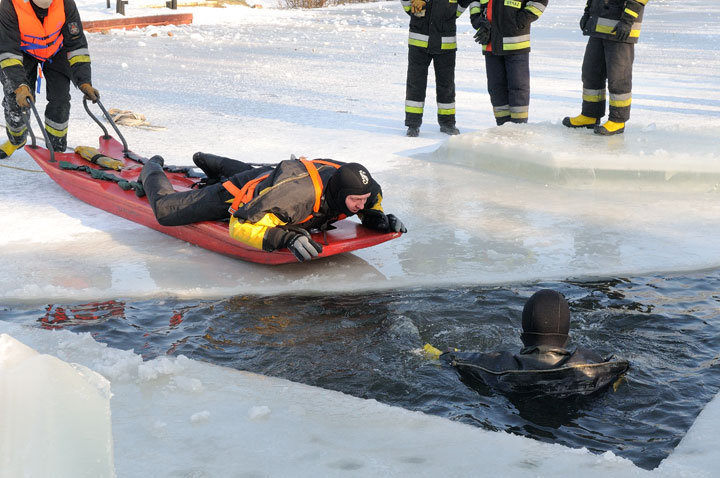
[137,156,169,201]
[440,124,460,135]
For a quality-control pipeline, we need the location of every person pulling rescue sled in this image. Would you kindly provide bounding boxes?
[0,0,98,158]
[139,153,407,262]
[562,0,648,136]
[439,289,629,397]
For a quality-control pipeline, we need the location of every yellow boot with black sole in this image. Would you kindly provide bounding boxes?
[562,114,600,129]
[594,120,625,136]
[0,139,26,159]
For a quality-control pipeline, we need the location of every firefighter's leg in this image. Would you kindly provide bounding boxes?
[434,50,458,133]
[0,66,34,158]
[564,37,605,128]
[605,41,634,124]
[405,46,432,130]
[485,55,511,125]
[43,67,71,152]
[505,52,530,123]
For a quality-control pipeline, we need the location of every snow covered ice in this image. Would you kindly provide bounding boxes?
[1,0,719,475]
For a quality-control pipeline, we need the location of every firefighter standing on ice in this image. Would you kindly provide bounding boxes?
[563,0,648,136]
[469,0,548,126]
[0,0,98,158]
[402,0,472,137]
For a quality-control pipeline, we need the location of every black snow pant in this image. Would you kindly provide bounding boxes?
[140,152,261,227]
[581,36,634,123]
[485,52,530,125]
[1,54,72,152]
[405,47,456,128]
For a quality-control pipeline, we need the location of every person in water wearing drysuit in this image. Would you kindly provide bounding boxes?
[138,152,407,262]
[440,289,628,397]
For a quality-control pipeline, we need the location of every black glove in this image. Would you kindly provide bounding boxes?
[473,18,491,45]
[515,10,534,30]
[579,13,590,31]
[286,233,323,262]
[612,20,632,42]
[386,214,407,233]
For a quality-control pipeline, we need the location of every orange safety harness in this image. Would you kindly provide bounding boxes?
[12,0,65,62]
[222,158,341,224]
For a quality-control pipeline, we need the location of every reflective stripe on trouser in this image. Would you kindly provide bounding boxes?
[405,47,456,127]
[2,57,73,151]
[581,36,634,122]
[485,52,530,125]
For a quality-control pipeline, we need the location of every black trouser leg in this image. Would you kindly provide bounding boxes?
[434,50,456,126]
[192,152,255,178]
[141,161,232,226]
[605,40,634,123]
[486,55,510,125]
[43,62,71,152]
[505,52,530,123]
[405,47,432,128]
[581,37,607,119]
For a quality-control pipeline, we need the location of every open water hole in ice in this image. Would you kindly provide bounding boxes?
[3,268,720,470]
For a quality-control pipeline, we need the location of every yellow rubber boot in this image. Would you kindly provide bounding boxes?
[562,114,599,129]
[594,120,625,136]
[0,139,26,159]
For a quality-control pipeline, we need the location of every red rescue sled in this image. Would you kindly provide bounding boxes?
[25,99,401,265]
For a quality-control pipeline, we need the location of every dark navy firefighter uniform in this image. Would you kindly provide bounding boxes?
[0,0,92,153]
[579,0,648,124]
[469,0,547,125]
[402,0,471,130]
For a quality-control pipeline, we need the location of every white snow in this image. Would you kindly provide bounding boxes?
[0,0,719,475]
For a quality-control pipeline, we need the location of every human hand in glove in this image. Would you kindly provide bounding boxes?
[612,20,632,42]
[579,13,590,31]
[14,84,32,108]
[386,214,407,234]
[79,83,100,103]
[362,210,407,233]
[411,0,426,15]
[472,18,491,45]
[286,232,323,262]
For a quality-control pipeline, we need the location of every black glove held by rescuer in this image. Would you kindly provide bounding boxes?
[472,18,491,45]
[286,233,323,262]
[612,20,632,42]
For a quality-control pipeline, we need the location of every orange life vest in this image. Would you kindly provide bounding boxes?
[11,0,65,62]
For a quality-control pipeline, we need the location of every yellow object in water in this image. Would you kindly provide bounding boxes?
[423,343,443,359]
[74,146,123,170]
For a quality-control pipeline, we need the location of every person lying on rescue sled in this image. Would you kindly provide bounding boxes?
[438,289,629,398]
[139,153,407,262]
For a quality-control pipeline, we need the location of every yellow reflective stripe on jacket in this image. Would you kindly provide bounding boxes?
[228,212,286,250]
[441,36,457,49]
[624,8,639,18]
[456,4,467,17]
[636,0,648,5]
[596,18,642,37]
[503,34,530,51]
[401,0,411,12]
[409,32,429,48]
[525,1,545,17]
[0,53,22,69]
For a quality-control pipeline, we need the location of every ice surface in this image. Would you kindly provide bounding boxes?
[0,334,114,477]
[1,0,719,475]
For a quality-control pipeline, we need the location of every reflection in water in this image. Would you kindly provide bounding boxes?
[3,269,720,470]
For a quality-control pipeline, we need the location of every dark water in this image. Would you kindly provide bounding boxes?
[2,269,720,470]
